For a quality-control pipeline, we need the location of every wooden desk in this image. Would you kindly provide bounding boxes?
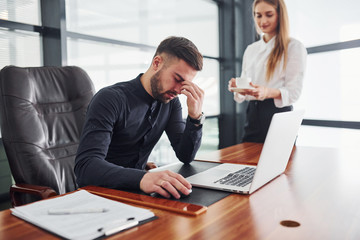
[1,143,360,239]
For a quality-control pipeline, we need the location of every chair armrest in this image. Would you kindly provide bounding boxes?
[10,183,58,207]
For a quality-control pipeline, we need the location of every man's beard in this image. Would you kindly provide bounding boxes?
[150,70,178,104]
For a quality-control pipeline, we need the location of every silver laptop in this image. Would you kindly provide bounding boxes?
[186,109,305,194]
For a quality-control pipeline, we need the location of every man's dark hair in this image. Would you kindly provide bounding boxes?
[154,36,203,71]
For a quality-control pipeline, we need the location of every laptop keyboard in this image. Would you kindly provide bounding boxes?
[214,167,256,187]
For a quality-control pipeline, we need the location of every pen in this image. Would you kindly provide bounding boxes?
[48,207,109,215]
[98,218,138,236]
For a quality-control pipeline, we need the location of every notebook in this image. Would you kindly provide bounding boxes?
[186,109,305,194]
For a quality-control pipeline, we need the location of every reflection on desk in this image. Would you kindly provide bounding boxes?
[1,143,360,240]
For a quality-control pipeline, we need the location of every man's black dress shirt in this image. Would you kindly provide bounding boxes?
[75,74,202,190]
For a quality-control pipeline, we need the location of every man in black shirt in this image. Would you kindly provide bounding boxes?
[75,36,204,199]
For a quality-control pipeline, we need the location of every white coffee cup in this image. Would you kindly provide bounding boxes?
[235,77,252,89]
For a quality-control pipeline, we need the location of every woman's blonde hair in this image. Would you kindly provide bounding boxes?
[253,0,290,81]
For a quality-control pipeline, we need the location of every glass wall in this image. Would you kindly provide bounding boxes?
[296,48,360,122]
[0,0,42,138]
[287,0,360,123]
[67,38,154,91]
[0,0,42,69]
[286,0,360,148]
[0,29,42,69]
[66,0,219,57]
[0,0,40,25]
[287,0,360,47]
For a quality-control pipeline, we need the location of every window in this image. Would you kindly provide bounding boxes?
[287,0,360,47]
[296,48,360,122]
[67,38,154,91]
[66,0,218,57]
[287,0,360,124]
[0,0,40,25]
[0,0,42,69]
[0,0,42,138]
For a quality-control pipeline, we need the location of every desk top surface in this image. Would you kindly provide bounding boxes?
[1,143,360,240]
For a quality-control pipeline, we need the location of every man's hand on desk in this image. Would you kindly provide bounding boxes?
[140,170,192,199]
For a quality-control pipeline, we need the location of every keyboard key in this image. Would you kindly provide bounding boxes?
[214,167,255,187]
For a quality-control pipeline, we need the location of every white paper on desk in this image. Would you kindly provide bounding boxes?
[11,190,155,240]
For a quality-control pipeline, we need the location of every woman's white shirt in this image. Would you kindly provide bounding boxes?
[234,36,307,108]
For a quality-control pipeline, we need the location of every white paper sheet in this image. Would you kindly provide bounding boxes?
[11,190,155,240]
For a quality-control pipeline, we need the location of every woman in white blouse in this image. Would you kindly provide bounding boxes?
[228,0,307,143]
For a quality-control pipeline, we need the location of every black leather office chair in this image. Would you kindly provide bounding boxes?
[0,66,95,206]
